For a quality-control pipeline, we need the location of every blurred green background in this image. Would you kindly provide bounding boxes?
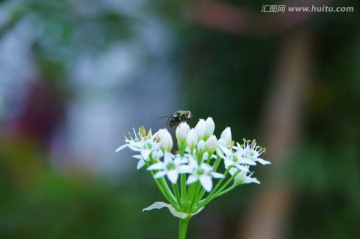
[1,0,359,238]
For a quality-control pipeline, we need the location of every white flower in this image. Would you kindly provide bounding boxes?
[147,153,186,184]
[205,135,217,154]
[217,145,254,172]
[157,129,173,152]
[217,138,226,147]
[115,120,270,216]
[230,167,260,185]
[115,127,160,169]
[151,149,164,161]
[115,128,140,152]
[185,158,224,192]
[220,127,232,146]
[195,119,206,139]
[131,155,147,169]
[176,122,190,143]
[237,140,270,165]
[204,117,215,139]
[186,129,198,150]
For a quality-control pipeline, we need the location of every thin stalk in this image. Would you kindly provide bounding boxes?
[188,181,201,210]
[213,184,237,198]
[172,183,182,210]
[178,218,190,239]
[156,177,177,207]
[197,168,239,208]
[180,174,187,201]
[145,161,176,207]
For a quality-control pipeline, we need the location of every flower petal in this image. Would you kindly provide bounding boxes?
[204,117,215,138]
[141,149,151,159]
[136,159,145,169]
[240,157,257,165]
[235,165,250,172]
[195,119,206,139]
[132,155,143,160]
[186,175,198,185]
[142,202,204,219]
[200,175,213,192]
[153,171,167,178]
[245,177,260,184]
[167,171,179,184]
[147,162,165,171]
[211,172,225,179]
[115,144,128,152]
[256,158,271,165]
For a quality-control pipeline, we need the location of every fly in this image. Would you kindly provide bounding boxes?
[158,110,192,128]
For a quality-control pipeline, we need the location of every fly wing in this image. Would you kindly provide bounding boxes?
[157,114,171,119]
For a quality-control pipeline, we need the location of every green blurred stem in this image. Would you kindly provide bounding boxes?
[179,218,190,239]
[197,168,237,209]
[145,160,176,207]
[172,183,182,210]
[213,184,236,198]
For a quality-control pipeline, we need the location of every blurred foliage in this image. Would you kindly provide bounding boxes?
[0,138,179,239]
[1,0,134,84]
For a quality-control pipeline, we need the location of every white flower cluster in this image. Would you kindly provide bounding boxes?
[116,117,270,192]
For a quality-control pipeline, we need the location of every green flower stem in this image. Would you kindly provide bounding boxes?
[156,177,177,207]
[211,170,242,199]
[178,143,186,156]
[145,161,177,207]
[205,153,213,164]
[180,174,187,202]
[191,156,225,208]
[211,156,222,171]
[197,153,204,164]
[184,184,192,210]
[196,169,231,209]
[185,182,198,212]
[188,182,201,210]
[192,187,206,209]
[179,218,190,239]
[172,183,182,210]
[198,169,241,208]
[213,184,237,198]
[178,145,187,210]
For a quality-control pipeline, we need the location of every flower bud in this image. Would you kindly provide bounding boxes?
[157,129,173,152]
[197,140,206,155]
[205,135,217,154]
[215,138,226,157]
[217,138,226,147]
[195,119,206,139]
[176,122,190,143]
[204,117,215,139]
[220,127,232,146]
[186,129,198,150]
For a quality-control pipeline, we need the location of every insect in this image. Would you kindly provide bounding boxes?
[158,110,192,127]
